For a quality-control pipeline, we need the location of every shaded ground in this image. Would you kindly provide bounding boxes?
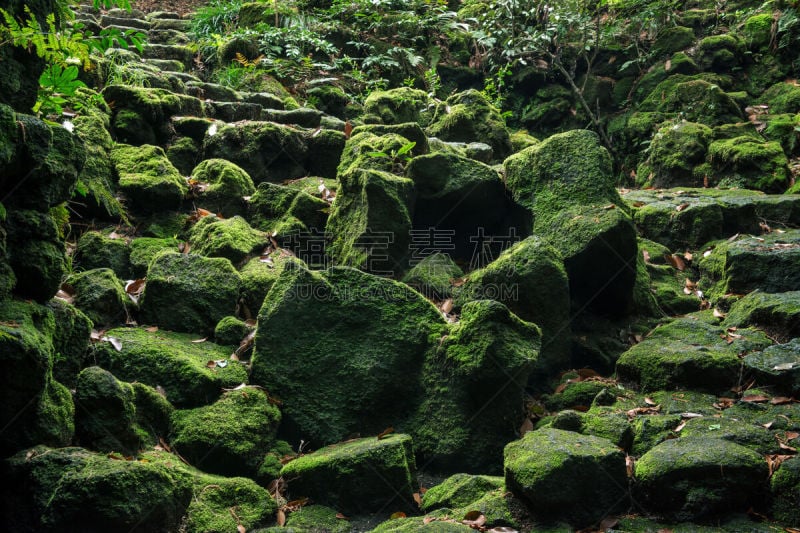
[132,0,207,16]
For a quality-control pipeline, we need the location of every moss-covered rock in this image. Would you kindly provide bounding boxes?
[504,427,627,526]
[4,209,68,302]
[132,381,173,443]
[402,252,463,300]
[171,387,280,478]
[75,366,142,455]
[190,158,256,217]
[202,121,309,184]
[422,473,504,511]
[140,252,241,334]
[743,13,773,50]
[707,136,789,192]
[351,122,430,157]
[634,436,767,521]
[184,472,276,533]
[616,313,773,392]
[247,182,329,239]
[92,326,247,407]
[652,26,696,57]
[1,447,193,532]
[410,300,540,472]
[337,131,417,176]
[326,167,414,275]
[698,230,800,299]
[282,505,350,532]
[696,34,743,72]
[47,298,92,387]
[214,315,249,346]
[187,215,267,264]
[73,230,132,280]
[406,151,530,262]
[723,290,800,342]
[771,456,800,525]
[111,144,188,213]
[427,90,512,160]
[129,237,180,278]
[66,268,129,327]
[456,236,569,374]
[363,87,432,126]
[638,75,742,126]
[640,121,712,188]
[251,263,444,444]
[743,339,800,396]
[280,433,418,515]
[165,136,201,176]
[239,252,297,315]
[760,81,800,114]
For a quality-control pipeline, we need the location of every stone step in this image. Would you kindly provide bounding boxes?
[142,44,194,71]
[172,116,216,142]
[148,29,191,45]
[262,108,323,128]
[103,24,149,35]
[142,58,185,73]
[146,11,182,20]
[184,81,240,102]
[163,71,202,84]
[151,18,191,31]
[106,7,147,20]
[241,92,286,110]
[206,101,263,122]
[100,15,150,31]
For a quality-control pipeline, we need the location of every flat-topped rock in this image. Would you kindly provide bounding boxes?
[100,15,150,30]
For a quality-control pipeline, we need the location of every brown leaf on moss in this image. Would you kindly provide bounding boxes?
[277,509,286,527]
[390,512,406,519]
[377,427,395,440]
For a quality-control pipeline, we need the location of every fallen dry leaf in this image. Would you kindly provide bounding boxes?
[336,512,349,520]
[390,512,406,519]
[519,417,534,436]
[277,509,286,527]
[644,397,656,406]
[101,336,122,352]
[191,337,208,344]
[742,395,770,403]
[413,493,422,507]
[663,253,686,271]
[626,455,635,477]
[377,427,395,440]
[674,420,686,432]
[713,308,726,319]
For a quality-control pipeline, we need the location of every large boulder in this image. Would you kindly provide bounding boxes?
[635,437,767,521]
[72,231,132,280]
[65,268,129,327]
[251,263,445,444]
[504,427,628,526]
[92,327,247,408]
[363,87,432,125]
[723,290,800,342]
[0,300,74,456]
[110,144,188,213]
[280,433,418,515]
[406,152,530,262]
[187,215,268,264]
[409,300,540,473]
[47,298,92,388]
[189,158,255,217]
[616,312,773,392]
[456,236,570,374]
[140,252,241,334]
[246,182,329,239]
[171,387,280,478]
[326,167,415,275]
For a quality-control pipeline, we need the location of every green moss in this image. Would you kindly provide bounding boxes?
[239,253,296,315]
[165,136,200,176]
[503,428,627,526]
[326,167,414,275]
[283,505,350,532]
[280,433,418,515]
[214,315,249,346]
[191,158,256,217]
[337,131,416,176]
[351,122,430,156]
[652,26,696,57]
[363,87,432,126]
[616,314,773,392]
[72,114,127,221]
[111,144,188,213]
[307,84,353,119]
[73,231,132,279]
[760,81,800,114]
[92,326,248,407]
[641,121,712,188]
[422,473,504,511]
[771,457,800,524]
[509,130,539,152]
[743,339,800,395]
[246,182,328,238]
[639,75,741,126]
[47,298,92,388]
[402,252,463,299]
[103,84,203,126]
[112,108,157,145]
[66,268,129,327]
[543,380,614,412]
[251,263,444,444]
[171,387,280,478]
[427,89,511,160]
[184,472,276,532]
[75,366,142,455]
[723,290,800,342]
[132,381,173,444]
[707,136,789,191]
[128,237,180,278]
[188,215,267,264]
[696,34,743,71]
[634,437,767,521]
[4,210,68,302]
[141,252,241,334]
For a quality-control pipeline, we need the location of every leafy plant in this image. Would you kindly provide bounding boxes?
[35,63,87,116]
[367,141,417,173]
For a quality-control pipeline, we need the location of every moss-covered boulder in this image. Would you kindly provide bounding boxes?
[92,327,247,407]
[280,433,418,515]
[743,339,800,396]
[239,252,297,315]
[504,427,627,526]
[4,209,69,302]
[456,236,569,374]
[202,121,309,183]
[140,252,241,334]
[190,158,255,217]
[281,505,350,532]
[73,231,132,280]
[771,456,800,525]
[214,315,249,346]
[111,144,188,213]
[363,87,432,125]
[251,263,444,444]
[635,437,767,521]
[421,473,504,511]
[74,366,143,455]
[760,81,800,114]
[402,252,463,300]
[187,215,267,264]
[616,313,773,392]
[723,290,800,342]
[326,167,414,275]
[638,75,742,126]
[1,446,193,532]
[132,381,173,444]
[47,298,92,388]
[128,237,180,277]
[171,387,280,478]
[65,268,129,327]
[427,89,512,160]
[337,131,417,176]
[696,34,743,72]
[707,136,789,191]
[406,152,530,262]
[352,122,430,157]
[698,230,800,299]
[183,473,276,533]
[652,26,696,57]
[247,182,329,239]
[410,300,540,472]
[0,300,75,456]
[639,121,712,188]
